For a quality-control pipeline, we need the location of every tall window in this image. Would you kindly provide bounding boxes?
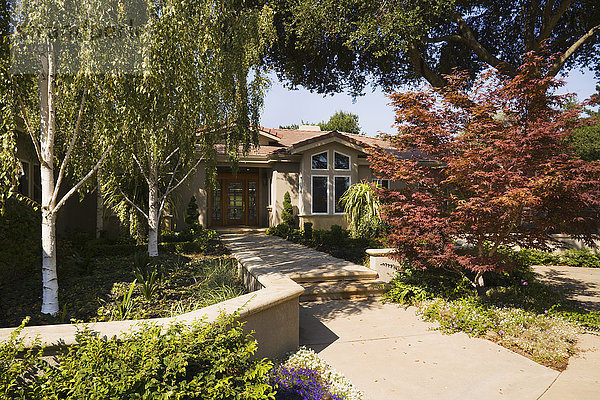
[312,152,328,170]
[312,176,328,213]
[334,176,350,213]
[334,152,350,170]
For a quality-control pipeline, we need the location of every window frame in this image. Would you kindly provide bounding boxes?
[333,151,351,171]
[311,151,329,171]
[333,175,351,214]
[311,175,329,214]
[372,178,390,189]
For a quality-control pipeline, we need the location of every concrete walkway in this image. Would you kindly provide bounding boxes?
[220,233,376,281]
[221,234,600,399]
[301,300,560,400]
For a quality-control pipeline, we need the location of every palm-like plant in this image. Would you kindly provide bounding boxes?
[340,181,383,239]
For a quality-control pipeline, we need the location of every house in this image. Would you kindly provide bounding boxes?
[176,125,398,230]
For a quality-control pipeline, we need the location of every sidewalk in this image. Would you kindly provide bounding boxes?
[300,300,559,400]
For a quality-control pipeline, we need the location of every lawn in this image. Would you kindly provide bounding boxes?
[0,229,245,328]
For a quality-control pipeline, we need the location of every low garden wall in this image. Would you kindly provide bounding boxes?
[0,251,304,360]
[365,248,400,283]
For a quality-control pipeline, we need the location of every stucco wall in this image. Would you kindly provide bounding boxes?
[269,162,300,226]
[174,160,208,229]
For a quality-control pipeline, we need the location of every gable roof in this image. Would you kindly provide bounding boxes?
[249,126,394,157]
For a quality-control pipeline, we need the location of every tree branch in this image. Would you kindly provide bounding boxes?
[118,187,149,221]
[16,92,46,167]
[52,134,119,214]
[538,0,572,43]
[51,87,87,208]
[547,24,600,77]
[427,35,465,44]
[163,147,180,165]
[452,12,517,76]
[132,152,150,185]
[406,43,446,87]
[159,157,203,216]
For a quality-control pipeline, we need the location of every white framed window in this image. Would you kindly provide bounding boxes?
[311,175,329,214]
[334,176,351,213]
[372,178,389,189]
[334,151,350,170]
[311,151,328,170]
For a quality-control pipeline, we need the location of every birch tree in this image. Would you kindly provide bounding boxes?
[11,0,144,315]
[102,0,273,256]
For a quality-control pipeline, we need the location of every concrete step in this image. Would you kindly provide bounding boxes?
[290,268,378,283]
[300,279,390,301]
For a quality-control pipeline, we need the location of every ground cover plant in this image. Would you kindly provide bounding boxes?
[0,315,275,399]
[0,228,244,328]
[384,263,599,370]
[506,247,600,269]
[269,347,363,400]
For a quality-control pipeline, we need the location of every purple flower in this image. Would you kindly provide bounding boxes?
[522,281,528,286]
[498,330,505,335]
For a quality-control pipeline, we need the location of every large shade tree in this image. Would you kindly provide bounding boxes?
[101,0,273,257]
[267,0,600,94]
[369,51,600,294]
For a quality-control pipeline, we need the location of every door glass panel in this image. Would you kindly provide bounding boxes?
[228,182,243,220]
[212,181,222,220]
[248,181,257,221]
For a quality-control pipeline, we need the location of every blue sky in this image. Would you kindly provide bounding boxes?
[261,68,599,137]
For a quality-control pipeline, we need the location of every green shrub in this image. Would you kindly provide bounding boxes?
[266,223,291,238]
[0,199,41,284]
[0,316,275,399]
[185,196,201,227]
[562,249,600,268]
[303,222,313,240]
[281,191,295,228]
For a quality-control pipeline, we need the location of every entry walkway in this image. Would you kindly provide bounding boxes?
[221,233,600,399]
[220,233,387,300]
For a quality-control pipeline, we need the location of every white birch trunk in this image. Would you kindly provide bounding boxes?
[40,45,59,315]
[148,159,159,257]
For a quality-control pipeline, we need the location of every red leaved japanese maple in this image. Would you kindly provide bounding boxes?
[370,51,600,293]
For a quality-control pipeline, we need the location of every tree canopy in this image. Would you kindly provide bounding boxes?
[370,51,600,292]
[318,110,361,134]
[267,0,600,94]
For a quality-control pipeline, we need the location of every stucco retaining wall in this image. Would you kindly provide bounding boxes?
[366,248,401,283]
[0,251,304,360]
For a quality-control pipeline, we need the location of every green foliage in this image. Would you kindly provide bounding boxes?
[269,0,599,94]
[0,318,46,399]
[303,222,313,240]
[132,252,162,301]
[279,124,299,129]
[0,198,41,284]
[281,191,295,228]
[318,110,361,134]
[0,316,275,399]
[114,280,137,321]
[340,182,383,239]
[70,251,95,276]
[267,223,382,264]
[185,196,201,227]
[500,247,600,269]
[385,266,471,305]
[384,264,596,369]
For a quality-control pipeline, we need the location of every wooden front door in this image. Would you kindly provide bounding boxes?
[210,174,259,227]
